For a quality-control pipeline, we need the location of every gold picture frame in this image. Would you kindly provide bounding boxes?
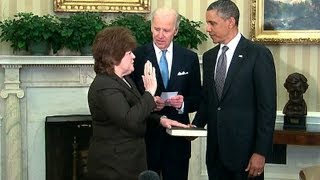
[54,0,151,13]
[250,0,320,44]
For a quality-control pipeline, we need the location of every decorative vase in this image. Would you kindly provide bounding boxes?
[13,49,31,55]
[56,47,80,56]
[29,41,50,55]
[80,44,92,56]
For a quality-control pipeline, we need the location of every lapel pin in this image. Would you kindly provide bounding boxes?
[238,54,243,58]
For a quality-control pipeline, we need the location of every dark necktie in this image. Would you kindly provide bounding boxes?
[159,50,169,88]
[215,46,229,100]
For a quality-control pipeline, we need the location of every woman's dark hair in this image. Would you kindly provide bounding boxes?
[92,26,137,74]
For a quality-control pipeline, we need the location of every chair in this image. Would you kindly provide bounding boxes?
[299,165,320,180]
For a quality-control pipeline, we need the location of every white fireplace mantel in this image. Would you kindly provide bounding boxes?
[0,56,94,66]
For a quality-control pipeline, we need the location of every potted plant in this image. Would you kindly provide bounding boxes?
[59,12,106,55]
[0,12,59,55]
[108,14,208,49]
[108,14,151,46]
[175,16,208,50]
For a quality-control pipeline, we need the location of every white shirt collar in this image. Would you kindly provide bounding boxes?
[215,32,242,75]
[153,42,173,76]
[153,42,173,55]
[220,32,241,51]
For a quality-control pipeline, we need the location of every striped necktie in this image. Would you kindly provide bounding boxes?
[215,46,229,100]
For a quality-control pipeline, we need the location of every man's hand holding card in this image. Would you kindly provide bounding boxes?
[160,92,178,102]
[160,92,183,108]
[166,95,183,109]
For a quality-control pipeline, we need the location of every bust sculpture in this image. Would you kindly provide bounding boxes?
[283,73,308,129]
[283,73,308,116]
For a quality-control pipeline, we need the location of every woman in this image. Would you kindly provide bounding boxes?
[86,26,187,180]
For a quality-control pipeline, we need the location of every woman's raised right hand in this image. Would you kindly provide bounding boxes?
[142,60,157,96]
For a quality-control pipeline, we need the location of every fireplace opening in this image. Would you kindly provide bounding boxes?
[45,115,92,180]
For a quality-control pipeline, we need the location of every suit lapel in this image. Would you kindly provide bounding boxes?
[210,48,220,98]
[126,76,141,97]
[143,44,158,67]
[221,36,248,100]
[111,74,141,98]
[168,44,182,89]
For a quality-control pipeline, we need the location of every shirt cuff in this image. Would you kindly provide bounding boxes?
[176,102,184,114]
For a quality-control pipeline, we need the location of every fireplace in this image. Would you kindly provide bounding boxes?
[45,115,92,180]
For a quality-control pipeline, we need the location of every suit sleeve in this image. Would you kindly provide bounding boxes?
[183,52,202,113]
[192,52,210,128]
[98,88,156,135]
[253,46,277,157]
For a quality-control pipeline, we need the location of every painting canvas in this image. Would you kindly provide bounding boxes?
[250,0,320,44]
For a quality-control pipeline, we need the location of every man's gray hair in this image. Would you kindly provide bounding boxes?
[150,7,181,29]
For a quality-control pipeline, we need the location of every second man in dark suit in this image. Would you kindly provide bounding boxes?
[131,7,202,180]
[192,1,277,180]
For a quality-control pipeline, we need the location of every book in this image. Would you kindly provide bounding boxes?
[166,127,207,137]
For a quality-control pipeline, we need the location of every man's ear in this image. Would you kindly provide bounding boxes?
[229,17,236,29]
[174,28,179,36]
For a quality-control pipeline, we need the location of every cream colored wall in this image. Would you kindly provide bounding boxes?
[1,0,319,112]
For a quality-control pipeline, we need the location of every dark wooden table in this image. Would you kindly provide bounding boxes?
[273,129,320,145]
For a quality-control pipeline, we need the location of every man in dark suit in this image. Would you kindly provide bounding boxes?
[192,1,277,180]
[131,7,201,180]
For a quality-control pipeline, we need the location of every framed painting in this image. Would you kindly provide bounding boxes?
[250,0,320,44]
[54,0,151,13]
